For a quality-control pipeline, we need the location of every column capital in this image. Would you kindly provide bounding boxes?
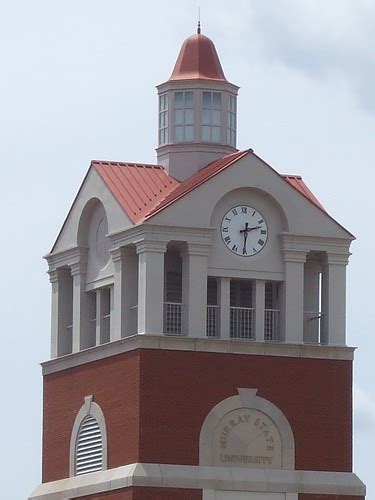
[183,242,212,257]
[324,252,351,266]
[70,261,87,276]
[48,269,60,283]
[110,246,134,262]
[281,249,307,264]
[135,239,168,255]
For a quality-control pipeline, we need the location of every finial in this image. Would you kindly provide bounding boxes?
[197,6,201,34]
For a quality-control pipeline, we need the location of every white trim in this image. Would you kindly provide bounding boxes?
[41,334,356,375]
[199,389,295,469]
[29,463,366,499]
[69,396,108,477]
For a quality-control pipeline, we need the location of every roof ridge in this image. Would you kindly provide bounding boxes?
[91,160,163,169]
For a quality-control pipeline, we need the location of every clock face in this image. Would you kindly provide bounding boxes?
[221,206,268,257]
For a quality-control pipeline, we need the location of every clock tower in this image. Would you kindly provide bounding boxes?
[30,27,366,500]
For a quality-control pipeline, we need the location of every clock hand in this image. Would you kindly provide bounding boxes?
[247,225,262,232]
[240,223,249,252]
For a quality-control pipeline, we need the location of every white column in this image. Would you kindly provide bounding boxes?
[321,253,349,345]
[111,247,136,340]
[280,250,307,343]
[95,290,102,346]
[254,280,266,342]
[49,268,73,357]
[182,243,211,337]
[136,240,167,335]
[71,261,93,351]
[303,258,321,343]
[219,277,231,339]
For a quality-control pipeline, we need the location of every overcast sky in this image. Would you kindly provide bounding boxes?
[1,1,374,498]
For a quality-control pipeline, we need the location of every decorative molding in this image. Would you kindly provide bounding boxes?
[41,334,356,376]
[199,389,295,469]
[29,463,366,499]
[135,239,168,255]
[279,233,353,254]
[45,246,88,271]
[69,396,108,478]
[109,223,214,250]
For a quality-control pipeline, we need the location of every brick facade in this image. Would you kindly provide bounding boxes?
[43,347,352,485]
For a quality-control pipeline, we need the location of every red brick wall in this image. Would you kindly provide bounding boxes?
[43,348,352,483]
[78,487,201,499]
[43,350,140,482]
[138,349,352,472]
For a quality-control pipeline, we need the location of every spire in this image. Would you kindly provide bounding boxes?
[169,31,227,82]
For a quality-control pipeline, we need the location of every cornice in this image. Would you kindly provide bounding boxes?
[41,334,356,376]
[29,463,365,499]
[156,79,239,93]
[44,246,88,271]
[279,233,352,254]
[109,223,214,249]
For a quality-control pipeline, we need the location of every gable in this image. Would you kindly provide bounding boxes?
[50,167,133,255]
[146,152,353,240]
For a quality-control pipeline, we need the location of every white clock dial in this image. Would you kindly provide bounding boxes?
[221,206,268,257]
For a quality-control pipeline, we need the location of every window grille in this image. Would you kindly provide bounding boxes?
[202,91,222,143]
[227,94,237,147]
[159,93,169,145]
[264,309,280,341]
[75,415,103,476]
[230,279,254,339]
[164,302,182,335]
[174,91,193,142]
[207,305,219,337]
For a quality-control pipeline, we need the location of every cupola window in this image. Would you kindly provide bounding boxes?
[227,94,237,147]
[174,91,194,142]
[202,91,222,143]
[158,93,169,145]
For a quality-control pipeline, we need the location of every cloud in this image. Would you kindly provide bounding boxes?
[233,0,375,114]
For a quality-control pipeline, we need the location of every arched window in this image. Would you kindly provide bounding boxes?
[70,396,107,477]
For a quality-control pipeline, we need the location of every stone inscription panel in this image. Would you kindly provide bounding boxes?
[212,408,282,468]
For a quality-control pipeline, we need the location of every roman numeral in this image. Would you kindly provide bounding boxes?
[222,227,229,232]
[242,247,247,255]
[258,239,264,246]
[252,247,257,253]
[241,206,247,213]
[258,219,264,224]
[261,230,266,235]
[224,236,231,244]
[232,208,238,215]
[225,217,231,222]
[252,210,256,216]
[232,244,238,253]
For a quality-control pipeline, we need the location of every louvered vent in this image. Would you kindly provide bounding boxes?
[75,415,103,475]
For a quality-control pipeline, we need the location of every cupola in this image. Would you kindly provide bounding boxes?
[156,27,239,181]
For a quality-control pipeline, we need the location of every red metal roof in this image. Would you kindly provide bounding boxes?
[145,150,250,219]
[93,161,179,223]
[93,153,327,225]
[282,174,326,212]
[169,33,227,82]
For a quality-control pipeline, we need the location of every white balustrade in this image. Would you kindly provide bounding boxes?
[206,305,220,338]
[164,302,182,335]
[264,309,280,341]
[230,307,254,340]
